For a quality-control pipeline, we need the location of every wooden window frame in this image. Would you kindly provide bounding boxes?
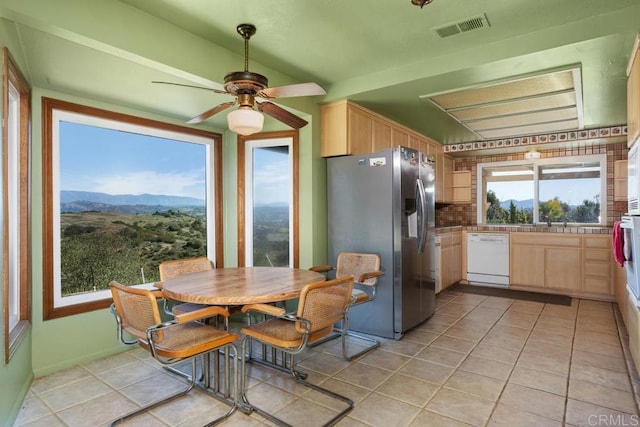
[3,47,31,364]
[42,98,223,319]
[237,130,299,268]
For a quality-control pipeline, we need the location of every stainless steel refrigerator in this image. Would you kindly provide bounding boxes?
[327,146,436,339]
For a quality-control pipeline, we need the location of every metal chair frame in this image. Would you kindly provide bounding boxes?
[309,252,384,360]
[239,276,355,427]
[109,282,239,427]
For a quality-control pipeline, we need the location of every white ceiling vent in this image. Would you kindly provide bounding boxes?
[434,14,490,38]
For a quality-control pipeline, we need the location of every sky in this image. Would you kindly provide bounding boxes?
[60,121,207,199]
[60,121,289,204]
[252,147,290,205]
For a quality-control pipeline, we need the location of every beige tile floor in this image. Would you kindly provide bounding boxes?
[14,290,640,426]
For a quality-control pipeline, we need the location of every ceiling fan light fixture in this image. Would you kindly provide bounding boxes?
[411,0,434,8]
[227,106,264,135]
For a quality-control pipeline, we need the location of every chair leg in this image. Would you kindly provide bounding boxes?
[240,337,353,427]
[110,344,238,427]
[310,315,381,361]
[110,358,197,426]
[341,329,380,361]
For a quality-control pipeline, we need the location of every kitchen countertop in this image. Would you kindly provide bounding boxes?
[435,225,612,234]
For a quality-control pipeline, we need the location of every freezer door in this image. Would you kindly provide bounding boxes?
[419,158,436,321]
[396,147,423,334]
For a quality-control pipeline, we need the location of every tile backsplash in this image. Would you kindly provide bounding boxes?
[435,141,627,227]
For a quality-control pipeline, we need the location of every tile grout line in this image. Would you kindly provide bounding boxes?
[561,298,581,427]
[480,298,546,426]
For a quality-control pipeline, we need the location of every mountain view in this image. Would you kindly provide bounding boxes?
[60,190,207,297]
[488,191,599,224]
[60,190,288,297]
[499,199,533,210]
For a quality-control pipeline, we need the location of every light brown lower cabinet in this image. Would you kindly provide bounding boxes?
[510,245,545,287]
[437,231,462,293]
[509,233,613,298]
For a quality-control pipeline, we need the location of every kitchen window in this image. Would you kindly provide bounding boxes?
[477,154,607,226]
[237,131,299,267]
[3,48,31,363]
[42,98,222,319]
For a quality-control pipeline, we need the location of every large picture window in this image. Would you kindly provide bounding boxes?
[43,98,222,319]
[238,131,299,267]
[477,154,607,225]
[3,48,31,363]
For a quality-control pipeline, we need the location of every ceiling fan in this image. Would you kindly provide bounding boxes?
[153,23,326,135]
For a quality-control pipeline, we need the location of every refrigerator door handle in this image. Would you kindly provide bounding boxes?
[416,178,427,254]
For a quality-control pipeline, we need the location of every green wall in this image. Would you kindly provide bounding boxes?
[27,87,324,378]
[0,17,34,426]
[0,84,324,426]
[0,4,328,424]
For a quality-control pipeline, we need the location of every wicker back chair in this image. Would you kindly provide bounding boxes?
[309,252,383,360]
[239,276,355,427]
[158,257,213,316]
[109,281,238,426]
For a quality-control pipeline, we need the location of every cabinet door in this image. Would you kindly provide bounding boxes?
[321,102,348,157]
[629,37,640,148]
[615,160,628,202]
[545,248,581,290]
[443,155,454,203]
[510,245,545,287]
[434,148,444,202]
[348,107,373,155]
[372,118,392,153]
[452,171,472,203]
[391,128,409,148]
[451,243,462,285]
[408,135,422,151]
[441,244,462,291]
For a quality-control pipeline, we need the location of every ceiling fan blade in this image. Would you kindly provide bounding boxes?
[152,81,229,96]
[258,101,308,129]
[257,82,326,99]
[186,101,236,124]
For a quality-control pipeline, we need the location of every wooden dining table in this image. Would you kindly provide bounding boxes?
[161,266,326,396]
[161,266,326,307]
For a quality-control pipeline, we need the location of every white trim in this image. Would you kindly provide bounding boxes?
[51,109,215,308]
[477,154,607,225]
[244,137,294,267]
[7,81,20,331]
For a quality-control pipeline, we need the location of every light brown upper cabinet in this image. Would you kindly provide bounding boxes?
[615,160,628,202]
[372,118,392,153]
[452,171,472,203]
[321,100,438,157]
[320,100,455,202]
[628,34,640,148]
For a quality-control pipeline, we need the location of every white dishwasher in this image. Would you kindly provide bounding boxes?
[467,233,510,286]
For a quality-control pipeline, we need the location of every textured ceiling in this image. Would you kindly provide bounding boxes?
[1,0,638,144]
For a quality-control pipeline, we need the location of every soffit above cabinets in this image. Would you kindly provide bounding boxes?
[420,67,584,141]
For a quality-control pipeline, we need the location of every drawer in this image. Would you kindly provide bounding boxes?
[439,232,462,247]
[583,277,611,295]
[584,249,611,262]
[510,233,581,247]
[450,232,462,246]
[583,235,611,249]
[584,262,611,278]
